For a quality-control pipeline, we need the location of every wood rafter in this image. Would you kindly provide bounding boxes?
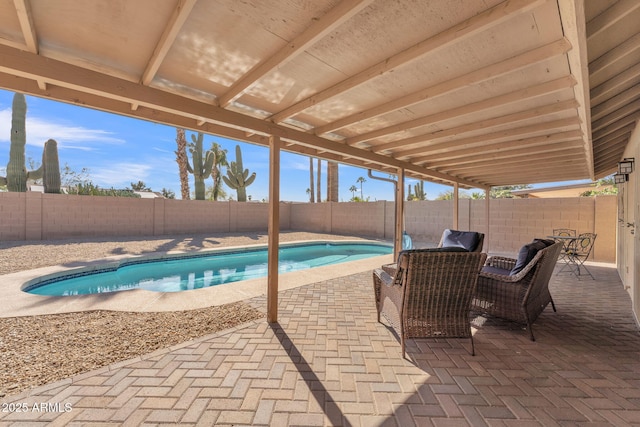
[141,0,197,86]
[589,32,640,79]
[371,99,579,154]
[591,83,640,121]
[442,153,585,175]
[270,0,546,124]
[590,62,640,106]
[219,0,374,108]
[586,0,640,40]
[393,116,581,159]
[348,76,576,147]
[414,130,583,163]
[425,144,583,170]
[13,0,37,54]
[314,38,572,135]
[592,103,640,132]
[0,44,481,188]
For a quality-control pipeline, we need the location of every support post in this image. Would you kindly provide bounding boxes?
[267,135,280,323]
[395,168,405,258]
[453,182,459,230]
[485,186,491,251]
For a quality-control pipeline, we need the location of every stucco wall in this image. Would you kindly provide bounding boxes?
[0,193,616,262]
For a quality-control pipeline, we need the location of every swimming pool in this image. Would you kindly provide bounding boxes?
[23,241,392,296]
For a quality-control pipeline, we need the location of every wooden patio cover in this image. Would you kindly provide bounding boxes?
[0,0,638,320]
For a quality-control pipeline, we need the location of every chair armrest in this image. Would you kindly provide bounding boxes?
[485,256,517,271]
[373,268,393,287]
[381,263,398,277]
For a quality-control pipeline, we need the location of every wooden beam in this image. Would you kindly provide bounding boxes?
[453,183,459,230]
[355,76,577,149]
[267,135,281,323]
[592,114,640,140]
[590,62,640,106]
[589,32,640,79]
[271,0,545,124]
[0,44,483,188]
[592,103,640,133]
[371,99,579,153]
[591,83,640,121]
[395,117,581,159]
[13,0,38,54]
[395,168,404,258]
[586,0,640,40]
[219,0,374,107]
[440,150,584,173]
[314,38,572,135]
[556,0,595,180]
[141,0,197,86]
[414,131,583,163]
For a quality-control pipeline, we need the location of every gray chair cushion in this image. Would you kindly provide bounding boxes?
[510,240,547,276]
[441,229,480,252]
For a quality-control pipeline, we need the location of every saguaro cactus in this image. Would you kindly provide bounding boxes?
[413,181,426,200]
[42,139,61,193]
[186,132,214,200]
[6,93,42,192]
[223,145,256,202]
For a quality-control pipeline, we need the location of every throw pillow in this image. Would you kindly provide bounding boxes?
[510,240,547,276]
[441,229,480,252]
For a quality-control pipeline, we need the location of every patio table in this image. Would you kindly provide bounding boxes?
[547,234,578,276]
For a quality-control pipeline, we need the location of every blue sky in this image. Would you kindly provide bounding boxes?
[0,89,589,201]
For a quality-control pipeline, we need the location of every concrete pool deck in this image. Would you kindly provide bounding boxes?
[0,238,393,318]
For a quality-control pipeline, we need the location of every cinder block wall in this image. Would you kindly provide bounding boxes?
[0,193,616,262]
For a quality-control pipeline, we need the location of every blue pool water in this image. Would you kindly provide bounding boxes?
[24,242,392,296]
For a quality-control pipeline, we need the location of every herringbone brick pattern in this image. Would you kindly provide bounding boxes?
[1,265,639,426]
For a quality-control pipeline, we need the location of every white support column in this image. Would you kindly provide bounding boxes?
[267,135,280,323]
[395,168,405,258]
[453,182,460,230]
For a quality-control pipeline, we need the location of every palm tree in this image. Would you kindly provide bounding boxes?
[175,128,190,200]
[209,142,228,200]
[356,176,366,199]
[309,156,315,203]
[316,158,322,202]
[349,185,358,198]
[327,161,339,202]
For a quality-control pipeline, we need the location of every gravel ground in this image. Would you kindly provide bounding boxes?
[0,231,371,398]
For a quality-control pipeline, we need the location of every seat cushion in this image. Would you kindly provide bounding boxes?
[441,229,480,252]
[510,240,547,276]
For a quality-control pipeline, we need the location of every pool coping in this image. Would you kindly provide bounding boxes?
[0,239,394,318]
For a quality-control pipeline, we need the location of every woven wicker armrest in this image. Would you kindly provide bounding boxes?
[381,263,398,276]
[480,250,544,282]
[485,256,517,270]
[373,268,393,287]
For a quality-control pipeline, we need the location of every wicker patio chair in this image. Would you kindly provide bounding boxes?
[471,241,563,341]
[373,250,487,358]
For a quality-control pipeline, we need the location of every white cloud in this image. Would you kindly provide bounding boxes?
[90,162,152,187]
[0,108,124,150]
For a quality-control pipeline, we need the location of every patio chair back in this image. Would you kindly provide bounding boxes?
[553,228,576,237]
[374,250,487,357]
[564,233,597,279]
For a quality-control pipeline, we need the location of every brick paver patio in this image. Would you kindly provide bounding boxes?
[1,264,639,426]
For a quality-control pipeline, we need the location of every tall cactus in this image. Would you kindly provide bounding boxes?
[413,181,426,200]
[223,145,256,202]
[6,93,42,192]
[186,132,214,200]
[42,139,61,193]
